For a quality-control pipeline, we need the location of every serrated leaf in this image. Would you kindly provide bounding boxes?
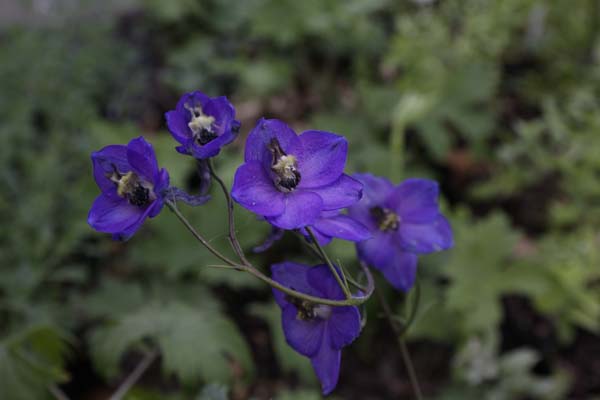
[0,325,71,400]
[91,301,253,385]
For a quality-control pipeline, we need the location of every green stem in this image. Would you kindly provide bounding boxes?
[241,262,372,307]
[207,160,250,267]
[343,269,367,292]
[305,227,352,299]
[399,279,421,337]
[167,199,374,307]
[301,234,366,291]
[166,200,238,267]
[374,283,423,400]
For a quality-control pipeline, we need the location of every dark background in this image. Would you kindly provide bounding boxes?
[1,0,599,399]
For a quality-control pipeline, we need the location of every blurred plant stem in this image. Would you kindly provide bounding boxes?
[374,281,424,400]
[109,349,159,400]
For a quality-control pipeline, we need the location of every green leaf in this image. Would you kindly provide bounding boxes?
[0,325,71,400]
[91,301,253,385]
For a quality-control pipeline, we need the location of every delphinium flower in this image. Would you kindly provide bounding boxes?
[347,174,453,291]
[231,118,362,229]
[301,210,371,246]
[88,136,170,240]
[165,91,240,159]
[271,262,362,395]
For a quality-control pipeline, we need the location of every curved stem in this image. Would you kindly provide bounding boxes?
[167,199,374,307]
[207,160,250,266]
[298,231,366,291]
[305,227,352,299]
[166,200,238,267]
[374,282,423,400]
[240,261,374,307]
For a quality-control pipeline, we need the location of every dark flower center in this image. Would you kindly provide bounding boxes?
[285,294,332,321]
[268,138,301,192]
[185,103,218,145]
[370,206,399,232]
[108,166,154,207]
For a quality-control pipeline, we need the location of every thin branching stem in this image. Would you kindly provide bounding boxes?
[305,227,352,299]
[109,349,158,400]
[241,261,373,306]
[374,280,423,400]
[166,200,238,267]
[399,279,421,337]
[207,160,250,266]
[167,199,374,306]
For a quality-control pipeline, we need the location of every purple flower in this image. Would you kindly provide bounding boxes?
[165,91,240,159]
[271,262,361,395]
[231,119,362,230]
[88,136,170,240]
[347,174,453,291]
[301,210,371,246]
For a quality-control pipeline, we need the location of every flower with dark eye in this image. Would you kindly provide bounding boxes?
[271,261,362,395]
[231,119,362,230]
[165,91,240,159]
[88,136,170,240]
[347,173,453,291]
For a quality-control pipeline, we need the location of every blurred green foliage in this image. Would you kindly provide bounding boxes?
[1,0,599,399]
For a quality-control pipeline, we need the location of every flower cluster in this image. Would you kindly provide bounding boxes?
[87,89,454,395]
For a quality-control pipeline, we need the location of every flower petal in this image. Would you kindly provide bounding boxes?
[148,197,165,218]
[244,118,303,166]
[312,214,371,243]
[387,178,440,223]
[300,225,333,246]
[88,194,148,236]
[282,304,325,357]
[352,173,394,208]
[231,161,285,217]
[91,145,129,197]
[165,109,190,144]
[314,174,363,210]
[379,251,418,292]
[266,190,323,229]
[168,91,209,143]
[153,168,170,197]
[126,136,159,182]
[355,231,397,270]
[190,129,236,159]
[271,261,317,308]
[112,200,161,241]
[328,306,361,349]
[203,96,236,136]
[311,336,341,395]
[306,264,345,301]
[297,130,347,188]
[398,214,454,253]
